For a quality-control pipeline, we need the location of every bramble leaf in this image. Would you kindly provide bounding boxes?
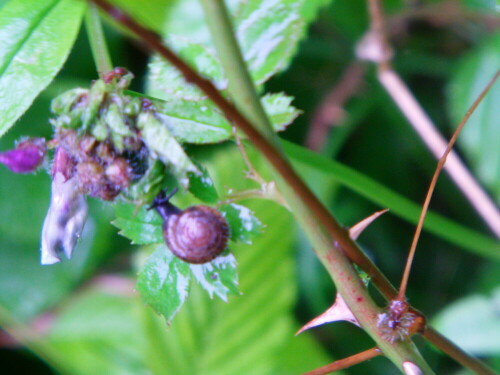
[188,163,219,203]
[220,203,264,244]
[262,92,301,131]
[137,111,200,187]
[0,0,85,138]
[189,252,240,301]
[137,245,191,323]
[234,0,303,84]
[113,203,163,245]
[154,98,232,144]
[148,39,225,101]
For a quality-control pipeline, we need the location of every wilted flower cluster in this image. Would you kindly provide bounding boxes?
[1,68,174,265]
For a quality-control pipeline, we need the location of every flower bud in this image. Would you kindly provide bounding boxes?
[0,138,46,173]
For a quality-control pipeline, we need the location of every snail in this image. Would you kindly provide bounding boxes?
[150,189,229,264]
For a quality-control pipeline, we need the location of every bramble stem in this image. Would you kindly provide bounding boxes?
[85,3,113,76]
[303,347,382,375]
[423,328,497,375]
[363,0,500,238]
[89,0,437,373]
[398,70,500,301]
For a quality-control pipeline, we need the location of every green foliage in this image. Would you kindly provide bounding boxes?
[113,203,164,245]
[448,33,500,203]
[137,245,191,323]
[0,0,498,373]
[433,288,500,356]
[220,203,264,244]
[283,141,500,260]
[188,163,219,203]
[39,202,331,375]
[0,0,85,137]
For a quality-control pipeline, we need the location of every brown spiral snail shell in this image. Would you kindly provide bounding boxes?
[150,189,229,264]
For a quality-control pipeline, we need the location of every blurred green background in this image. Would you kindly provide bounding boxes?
[0,0,499,374]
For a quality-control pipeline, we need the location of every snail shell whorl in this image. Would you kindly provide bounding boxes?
[163,206,229,264]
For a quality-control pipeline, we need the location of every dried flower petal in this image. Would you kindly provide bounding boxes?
[0,138,46,173]
[41,173,88,265]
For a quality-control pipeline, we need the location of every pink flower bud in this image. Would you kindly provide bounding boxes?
[0,138,46,173]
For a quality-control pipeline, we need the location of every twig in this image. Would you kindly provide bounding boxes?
[398,70,500,300]
[231,126,266,185]
[302,347,382,375]
[423,328,497,375]
[378,70,500,238]
[360,0,500,238]
[361,1,500,374]
[307,62,366,151]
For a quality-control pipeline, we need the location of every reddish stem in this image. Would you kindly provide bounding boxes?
[302,347,382,375]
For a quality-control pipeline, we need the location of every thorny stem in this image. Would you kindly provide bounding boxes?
[364,0,500,238]
[89,0,397,301]
[90,0,434,372]
[397,70,500,301]
[303,347,382,375]
[423,328,497,375]
[363,1,500,373]
[85,3,113,76]
[88,1,489,373]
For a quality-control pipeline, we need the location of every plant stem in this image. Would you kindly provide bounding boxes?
[423,328,497,375]
[398,70,500,301]
[85,3,113,76]
[303,347,382,375]
[87,1,487,374]
[363,0,500,238]
[198,1,433,373]
[90,0,434,372]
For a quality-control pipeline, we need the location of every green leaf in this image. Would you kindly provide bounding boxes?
[0,0,85,138]
[148,38,225,101]
[461,0,498,11]
[113,203,163,245]
[234,0,304,84]
[137,244,191,323]
[188,163,219,203]
[433,288,500,356]
[448,33,500,203]
[282,140,500,260]
[138,200,331,375]
[154,98,232,143]
[189,252,240,301]
[108,0,174,34]
[125,159,166,204]
[220,203,264,244]
[45,289,149,375]
[137,111,200,187]
[262,92,301,131]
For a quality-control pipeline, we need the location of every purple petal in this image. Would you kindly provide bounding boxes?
[0,138,46,173]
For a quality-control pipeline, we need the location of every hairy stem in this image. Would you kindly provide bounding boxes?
[90,0,435,372]
[85,3,113,76]
[199,1,433,373]
[303,347,382,375]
